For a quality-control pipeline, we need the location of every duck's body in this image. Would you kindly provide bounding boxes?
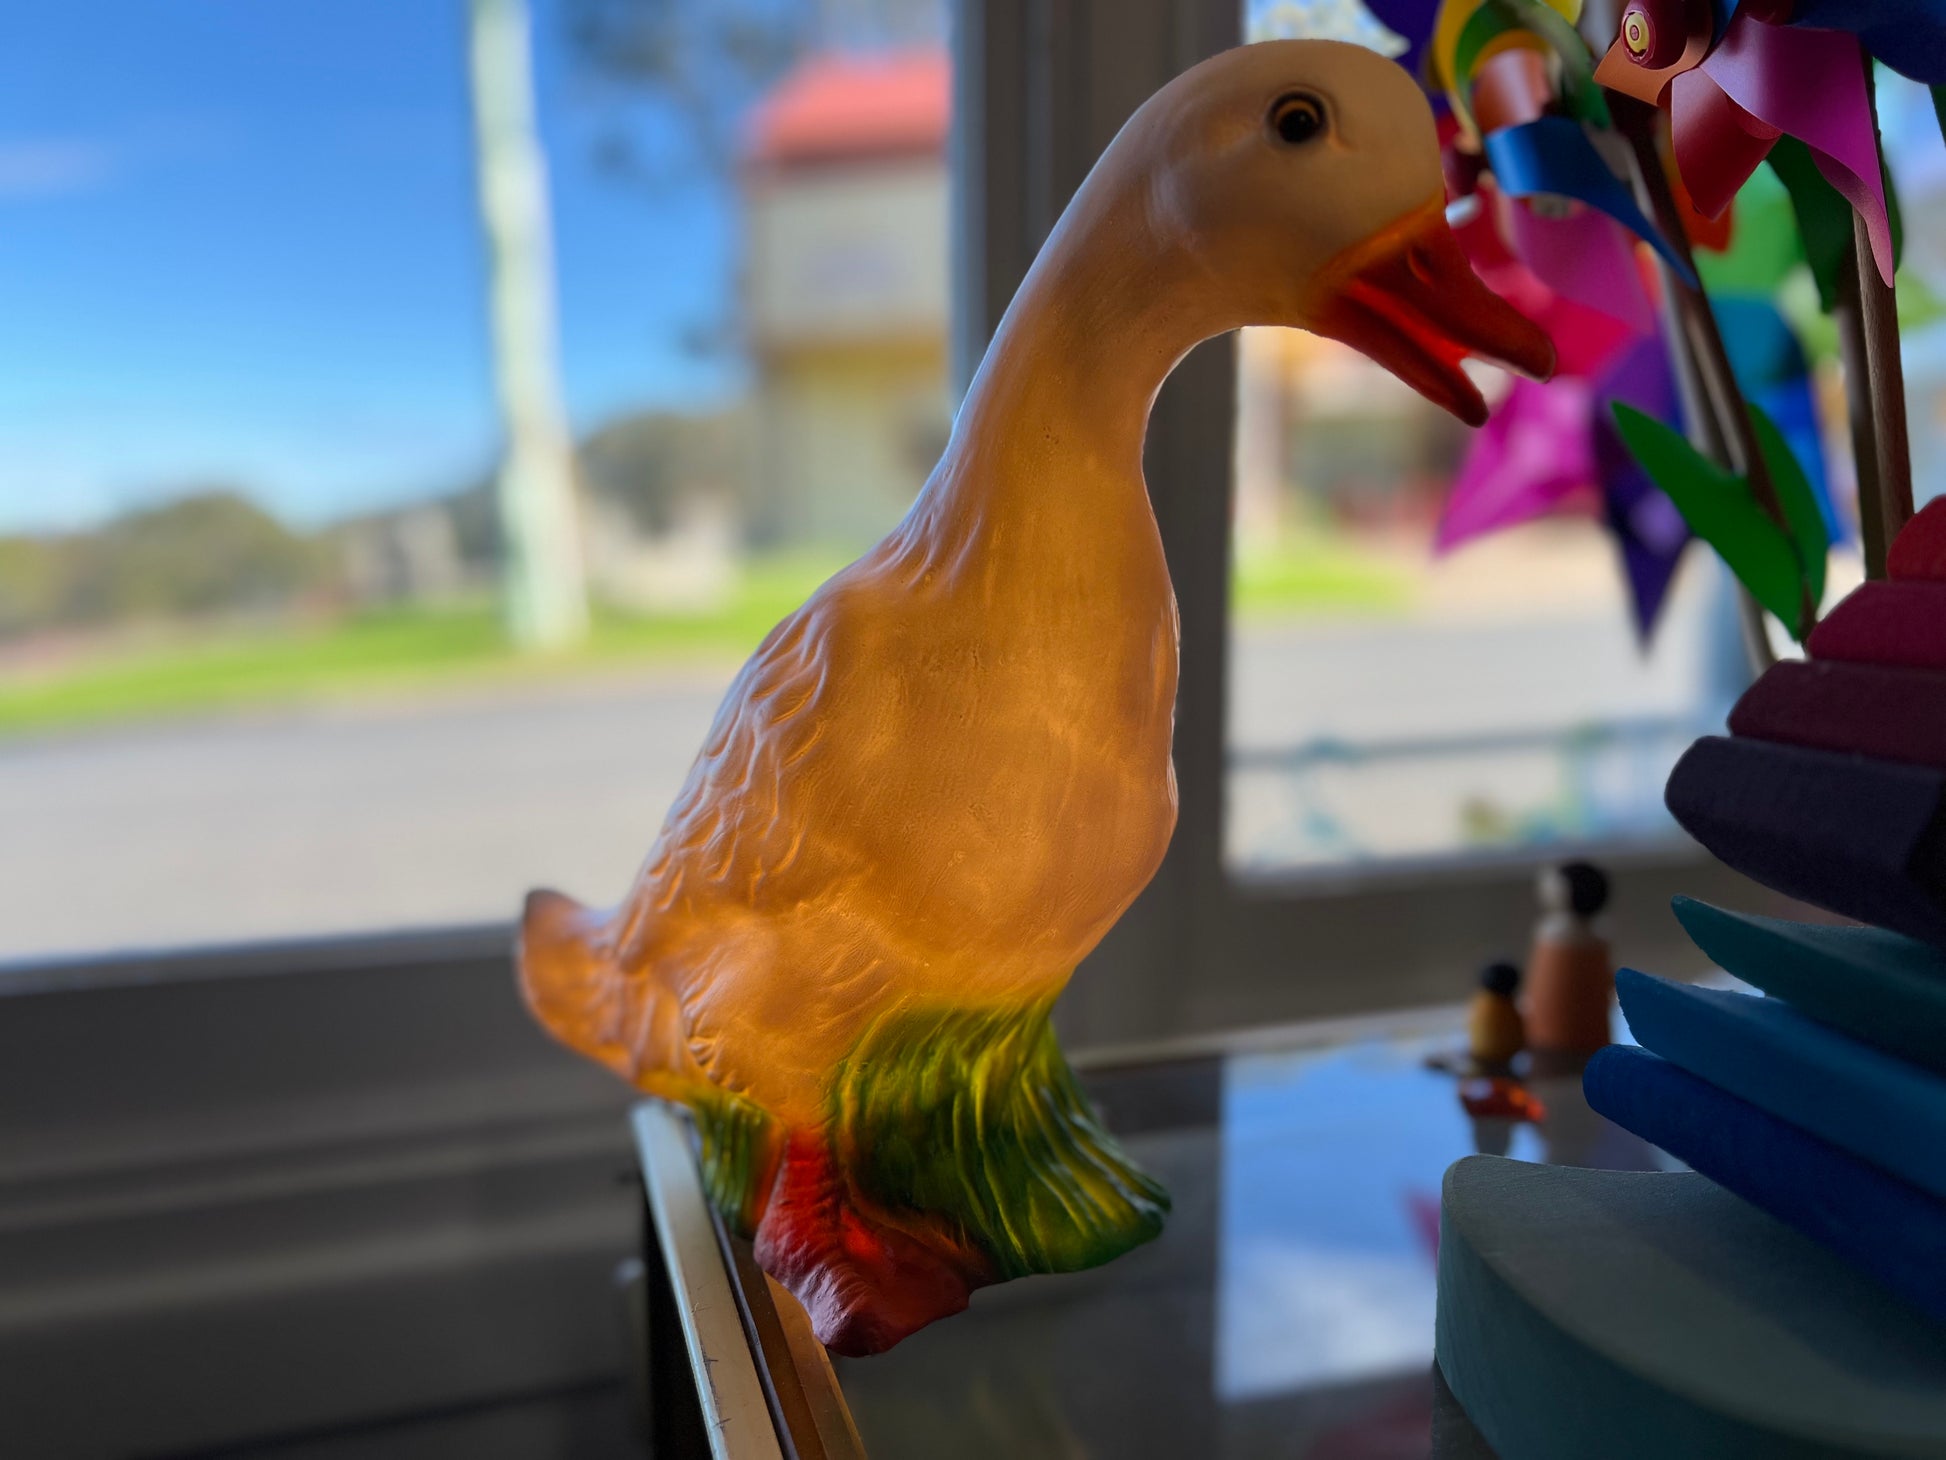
[522,39,1551,1355]
[527,206,1186,1120]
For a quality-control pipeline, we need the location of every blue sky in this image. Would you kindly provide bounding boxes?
[0,2,741,533]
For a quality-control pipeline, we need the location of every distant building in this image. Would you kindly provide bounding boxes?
[339,503,470,606]
[740,50,951,549]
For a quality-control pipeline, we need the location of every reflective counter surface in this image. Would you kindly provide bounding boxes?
[635,1006,1666,1460]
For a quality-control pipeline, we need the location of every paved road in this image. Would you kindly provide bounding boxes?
[1,610,1721,964]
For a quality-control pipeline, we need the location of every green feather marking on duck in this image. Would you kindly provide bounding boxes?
[690,1084,782,1238]
[831,1002,1169,1278]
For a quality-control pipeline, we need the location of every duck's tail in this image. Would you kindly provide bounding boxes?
[518,888,635,1082]
[520,889,785,1237]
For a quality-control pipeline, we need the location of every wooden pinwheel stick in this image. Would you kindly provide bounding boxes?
[1611,95,1795,660]
[1840,61,1914,580]
[1837,260,1891,580]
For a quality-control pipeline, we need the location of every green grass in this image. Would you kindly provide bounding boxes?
[0,608,512,734]
[0,551,852,736]
[1231,533,1410,619]
[0,538,1403,736]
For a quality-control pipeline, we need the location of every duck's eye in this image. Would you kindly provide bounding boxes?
[1270,92,1327,146]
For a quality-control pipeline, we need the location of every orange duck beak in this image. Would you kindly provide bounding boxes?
[1312,199,1555,428]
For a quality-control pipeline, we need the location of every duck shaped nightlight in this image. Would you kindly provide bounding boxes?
[521,39,1552,1355]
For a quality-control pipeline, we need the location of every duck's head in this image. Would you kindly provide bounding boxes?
[1120,40,1554,425]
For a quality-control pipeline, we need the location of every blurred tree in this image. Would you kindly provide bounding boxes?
[579,407,751,535]
[0,537,65,639]
[431,406,754,572]
[52,490,324,629]
[564,0,944,182]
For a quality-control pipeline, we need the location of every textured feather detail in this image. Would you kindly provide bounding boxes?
[690,1087,783,1237]
[517,888,632,1079]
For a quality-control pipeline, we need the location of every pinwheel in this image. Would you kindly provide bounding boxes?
[1596,3,1893,284]
[1409,0,1719,635]
[1429,0,1694,283]
[1593,0,1919,584]
[1400,0,1852,647]
[1438,337,1697,640]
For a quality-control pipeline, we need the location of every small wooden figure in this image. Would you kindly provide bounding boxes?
[1467,959,1527,1070]
[1522,862,1614,1058]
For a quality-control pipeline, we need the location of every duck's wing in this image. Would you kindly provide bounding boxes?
[518,592,836,1098]
[618,589,850,952]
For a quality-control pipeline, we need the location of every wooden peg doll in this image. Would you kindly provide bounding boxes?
[1468,959,1527,1070]
[1522,861,1614,1059]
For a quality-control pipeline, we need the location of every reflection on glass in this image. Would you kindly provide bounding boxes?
[831,1020,1669,1459]
[1217,1044,1461,1399]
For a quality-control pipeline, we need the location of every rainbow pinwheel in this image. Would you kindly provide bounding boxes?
[1428,0,1694,281]
[1586,0,1930,612]
[1411,0,1716,633]
[1392,0,1856,641]
[1380,0,1917,644]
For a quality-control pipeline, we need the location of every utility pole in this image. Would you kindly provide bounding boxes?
[467,0,589,649]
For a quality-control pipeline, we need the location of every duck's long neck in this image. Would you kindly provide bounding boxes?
[913,185,1221,542]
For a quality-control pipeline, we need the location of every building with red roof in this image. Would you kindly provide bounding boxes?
[739,50,952,547]
[745,50,950,170]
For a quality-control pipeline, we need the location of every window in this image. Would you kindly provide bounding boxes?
[1226,322,1742,876]
[1226,0,1800,880]
[0,8,954,1452]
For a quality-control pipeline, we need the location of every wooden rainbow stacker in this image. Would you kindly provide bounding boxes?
[1435,501,1946,1458]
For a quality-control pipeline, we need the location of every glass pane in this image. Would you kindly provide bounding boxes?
[1228,324,1748,874]
[0,1,950,962]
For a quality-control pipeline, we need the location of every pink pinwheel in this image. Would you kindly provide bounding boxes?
[1438,376,1597,553]
[1441,120,1658,369]
[1440,335,1694,639]
[1596,2,1894,283]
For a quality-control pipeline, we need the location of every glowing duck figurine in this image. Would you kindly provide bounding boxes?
[521,39,1552,1355]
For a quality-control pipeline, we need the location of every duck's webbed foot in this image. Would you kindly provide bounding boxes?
[751,1002,1169,1355]
[753,1132,992,1357]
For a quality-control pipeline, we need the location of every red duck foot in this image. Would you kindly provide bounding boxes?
[752,1132,991,1357]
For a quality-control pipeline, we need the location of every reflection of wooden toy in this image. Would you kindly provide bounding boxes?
[515,41,1553,1356]
[1466,960,1526,1069]
[1459,1076,1544,1123]
[1521,862,1613,1057]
